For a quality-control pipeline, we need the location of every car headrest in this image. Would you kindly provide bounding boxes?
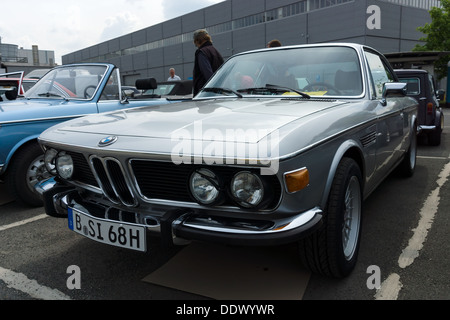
[136,78,157,90]
[4,88,18,100]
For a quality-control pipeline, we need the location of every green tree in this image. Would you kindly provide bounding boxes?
[413,0,450,80]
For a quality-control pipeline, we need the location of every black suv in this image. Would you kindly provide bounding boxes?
[395,69,444,146]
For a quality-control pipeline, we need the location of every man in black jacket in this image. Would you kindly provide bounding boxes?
[192,29,224,96]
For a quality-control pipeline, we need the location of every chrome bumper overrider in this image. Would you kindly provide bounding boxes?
[418,125,437,132]
[40,180,323,246]
[35,177,58,195]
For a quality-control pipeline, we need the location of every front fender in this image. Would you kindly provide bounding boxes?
[2,135,40,173]
[321,140,364,209]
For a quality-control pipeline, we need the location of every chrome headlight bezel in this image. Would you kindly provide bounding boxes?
[230,171,266,208]
[44,148,58,175]
[189,168,223,206]
[55,152,74,180]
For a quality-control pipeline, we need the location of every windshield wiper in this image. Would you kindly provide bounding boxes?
[202,87,243,98]
[37,92,67,99]
[238,84,311,99]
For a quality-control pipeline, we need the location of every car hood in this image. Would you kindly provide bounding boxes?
[0,98,77,121]
[40,98,357,161]
[45,98,347,141]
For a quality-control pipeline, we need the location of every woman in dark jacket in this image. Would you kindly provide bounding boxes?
[192,29,224,96]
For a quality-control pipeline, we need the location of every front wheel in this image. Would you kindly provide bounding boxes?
[299,157,363,278]
[6,143,49,207]
[400,124,417,177]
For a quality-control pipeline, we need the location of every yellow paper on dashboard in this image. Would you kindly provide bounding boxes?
[282,91,328,96]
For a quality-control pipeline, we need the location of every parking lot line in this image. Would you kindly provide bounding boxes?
[0,266,70,300]
[417,156,449,160]
[0,213,69,299]
[375,160,450,300]
[0,214,48,232]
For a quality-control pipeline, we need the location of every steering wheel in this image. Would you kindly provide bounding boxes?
[84,85,97,99]
[303,82,342,95]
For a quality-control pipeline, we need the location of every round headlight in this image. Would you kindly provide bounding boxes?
[44,148,58,175]
[189,168,221,205]
[231,171,264,208]
[56,152,74,180]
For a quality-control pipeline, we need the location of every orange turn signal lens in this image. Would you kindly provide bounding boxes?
[284,168,309,193]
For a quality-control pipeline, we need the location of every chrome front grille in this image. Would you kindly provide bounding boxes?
[90,156,136,207]
[69,152,282,209]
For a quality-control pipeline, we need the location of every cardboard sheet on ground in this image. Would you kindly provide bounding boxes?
[142,242,310,300]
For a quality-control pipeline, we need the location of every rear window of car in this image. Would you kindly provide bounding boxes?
[398,78,420,96]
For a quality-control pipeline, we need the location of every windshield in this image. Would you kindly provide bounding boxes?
[144,83,176,96]
[197,46,363,99]
[25,65,109,100]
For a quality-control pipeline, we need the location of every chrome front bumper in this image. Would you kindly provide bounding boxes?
[40,179,323,247]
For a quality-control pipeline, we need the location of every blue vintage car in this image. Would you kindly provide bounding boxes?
[0,63,176,206]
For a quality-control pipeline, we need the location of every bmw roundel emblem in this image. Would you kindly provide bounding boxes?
[98,136,118,147]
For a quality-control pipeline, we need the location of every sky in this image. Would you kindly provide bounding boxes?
[0,0,224,64]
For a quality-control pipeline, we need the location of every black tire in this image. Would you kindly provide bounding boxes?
[400,124,417,177]
[299,157,363,278]
[5,142,49,207]
[428,114,443,146]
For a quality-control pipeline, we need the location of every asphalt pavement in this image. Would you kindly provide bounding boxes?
[1,108,450,302]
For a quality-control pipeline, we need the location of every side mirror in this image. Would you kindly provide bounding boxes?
[381,82,407,106]
[120,90,129,104]
[436,89,445,101]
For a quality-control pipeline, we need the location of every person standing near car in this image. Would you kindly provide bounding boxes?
[167,68,181,81]
[192,29,224,96]
[267,39,282,48]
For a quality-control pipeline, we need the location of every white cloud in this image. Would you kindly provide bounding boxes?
[100,12,142,42]
[0,0,223,64]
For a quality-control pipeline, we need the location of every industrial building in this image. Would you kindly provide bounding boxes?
[0,37,56,74]
[59,0,442,86]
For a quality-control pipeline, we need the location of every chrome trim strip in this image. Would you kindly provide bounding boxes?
[176,207,322,235]
[0,115,84,126]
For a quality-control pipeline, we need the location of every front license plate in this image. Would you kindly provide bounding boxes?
[68,207,146,252]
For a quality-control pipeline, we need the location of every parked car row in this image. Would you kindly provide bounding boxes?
[34,43,419,278]
[0,64,188,206]
[0,71,38,100]
[395,69,444,145]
